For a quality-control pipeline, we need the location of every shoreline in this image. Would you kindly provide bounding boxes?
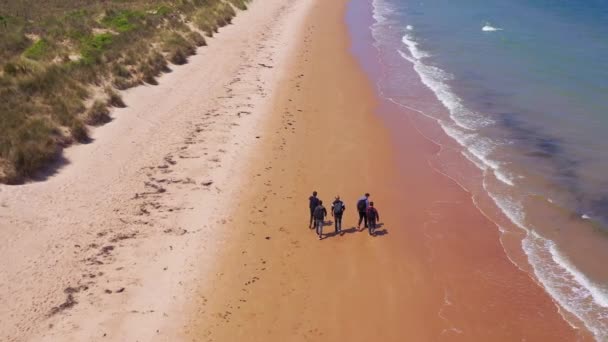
[188,0,592,340]
[363,0,604,338]
[356,0,598,339]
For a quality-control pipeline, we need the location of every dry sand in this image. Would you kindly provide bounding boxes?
[0,0,593,341]
[0,0,313,340]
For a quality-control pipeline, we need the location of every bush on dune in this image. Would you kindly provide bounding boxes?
[106,87,126,108]
[85,101,111,126]
[0,0,252,183]
[6,118,61,181]
[188,31,207,47]
[70,119,90,144]
[162,32,196,65]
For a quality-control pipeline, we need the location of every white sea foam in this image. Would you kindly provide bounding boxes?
[549,244,608,309]
[482,24,502,32]
[371,0,394,24]
[400,35,430,60]
[461,150,486,171]
[406,25,413,31]
[398,38,494,131]
[442,123,515,186]
[486,180,608,339]
[523,231,608,340]
[490,190,608,338]
[493,169,515,186]
[398,33,517,186]
[487,191,527,229]
[370,2,608,338]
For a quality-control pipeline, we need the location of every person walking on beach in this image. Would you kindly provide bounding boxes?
[357,193,370,230]
[331,196,346,234]
[313,200,327,240]
[308,191,320,228]
[366,201,380,236]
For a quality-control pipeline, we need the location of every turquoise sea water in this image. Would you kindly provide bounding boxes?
[354,0,608,339]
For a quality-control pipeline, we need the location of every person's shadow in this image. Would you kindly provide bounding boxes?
[321,221,351,239]
[319,222,389,238]
[372,223,389,236]
[340,227,358,235]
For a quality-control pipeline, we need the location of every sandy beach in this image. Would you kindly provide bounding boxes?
[0,0,595,341]
[0,0,312,340]
[187,0,592,340]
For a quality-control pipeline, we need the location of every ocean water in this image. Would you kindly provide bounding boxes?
[359,0,608,339]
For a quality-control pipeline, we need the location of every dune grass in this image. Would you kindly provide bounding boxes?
[0,0,250,183]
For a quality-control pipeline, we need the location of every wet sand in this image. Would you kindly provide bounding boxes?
[188,0,591,341]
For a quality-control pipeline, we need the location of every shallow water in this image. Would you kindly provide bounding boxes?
[348,0,608,339]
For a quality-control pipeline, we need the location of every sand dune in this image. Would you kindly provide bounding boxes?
[0,0,312,340]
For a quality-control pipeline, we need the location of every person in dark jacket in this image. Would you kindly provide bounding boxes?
[313,200,327,240]
[308,191,320,228]
[331,196,346,234]
[356,193,370,230]
[366,201,380,236]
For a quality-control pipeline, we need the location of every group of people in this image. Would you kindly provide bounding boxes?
[308,191,380,240]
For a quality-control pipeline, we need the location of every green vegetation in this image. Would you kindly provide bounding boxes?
[23,39,51,60]
[80,33,113,64]
[101,9,144,33]
[0,0,251,183]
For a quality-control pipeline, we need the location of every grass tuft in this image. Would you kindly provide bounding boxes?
[228,0,248,10]
[80,33,113,65]
[155,5,172,17]
[85,101,111,126]
[101,9,144,33]
[8,118,60,179]
[169,49,188,65]
[162,32,195,65]
[106,87,126,108]
[188,31,207,47]
[23,39,52,60]
[70,119,90,143]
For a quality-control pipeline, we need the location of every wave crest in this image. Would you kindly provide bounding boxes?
[482,23,503,32]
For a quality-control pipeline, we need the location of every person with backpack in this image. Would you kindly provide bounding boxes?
[308,191,320,228]
[331,196,346,234]
[357,193,370,230]
[313,200,328,240]
[366,201,380,236]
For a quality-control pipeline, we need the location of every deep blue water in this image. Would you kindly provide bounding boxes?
[393,0,608,223]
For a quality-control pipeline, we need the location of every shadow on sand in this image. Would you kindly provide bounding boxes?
[319,222,389,239]
[29,154,72,183]
[371,222,388,236]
